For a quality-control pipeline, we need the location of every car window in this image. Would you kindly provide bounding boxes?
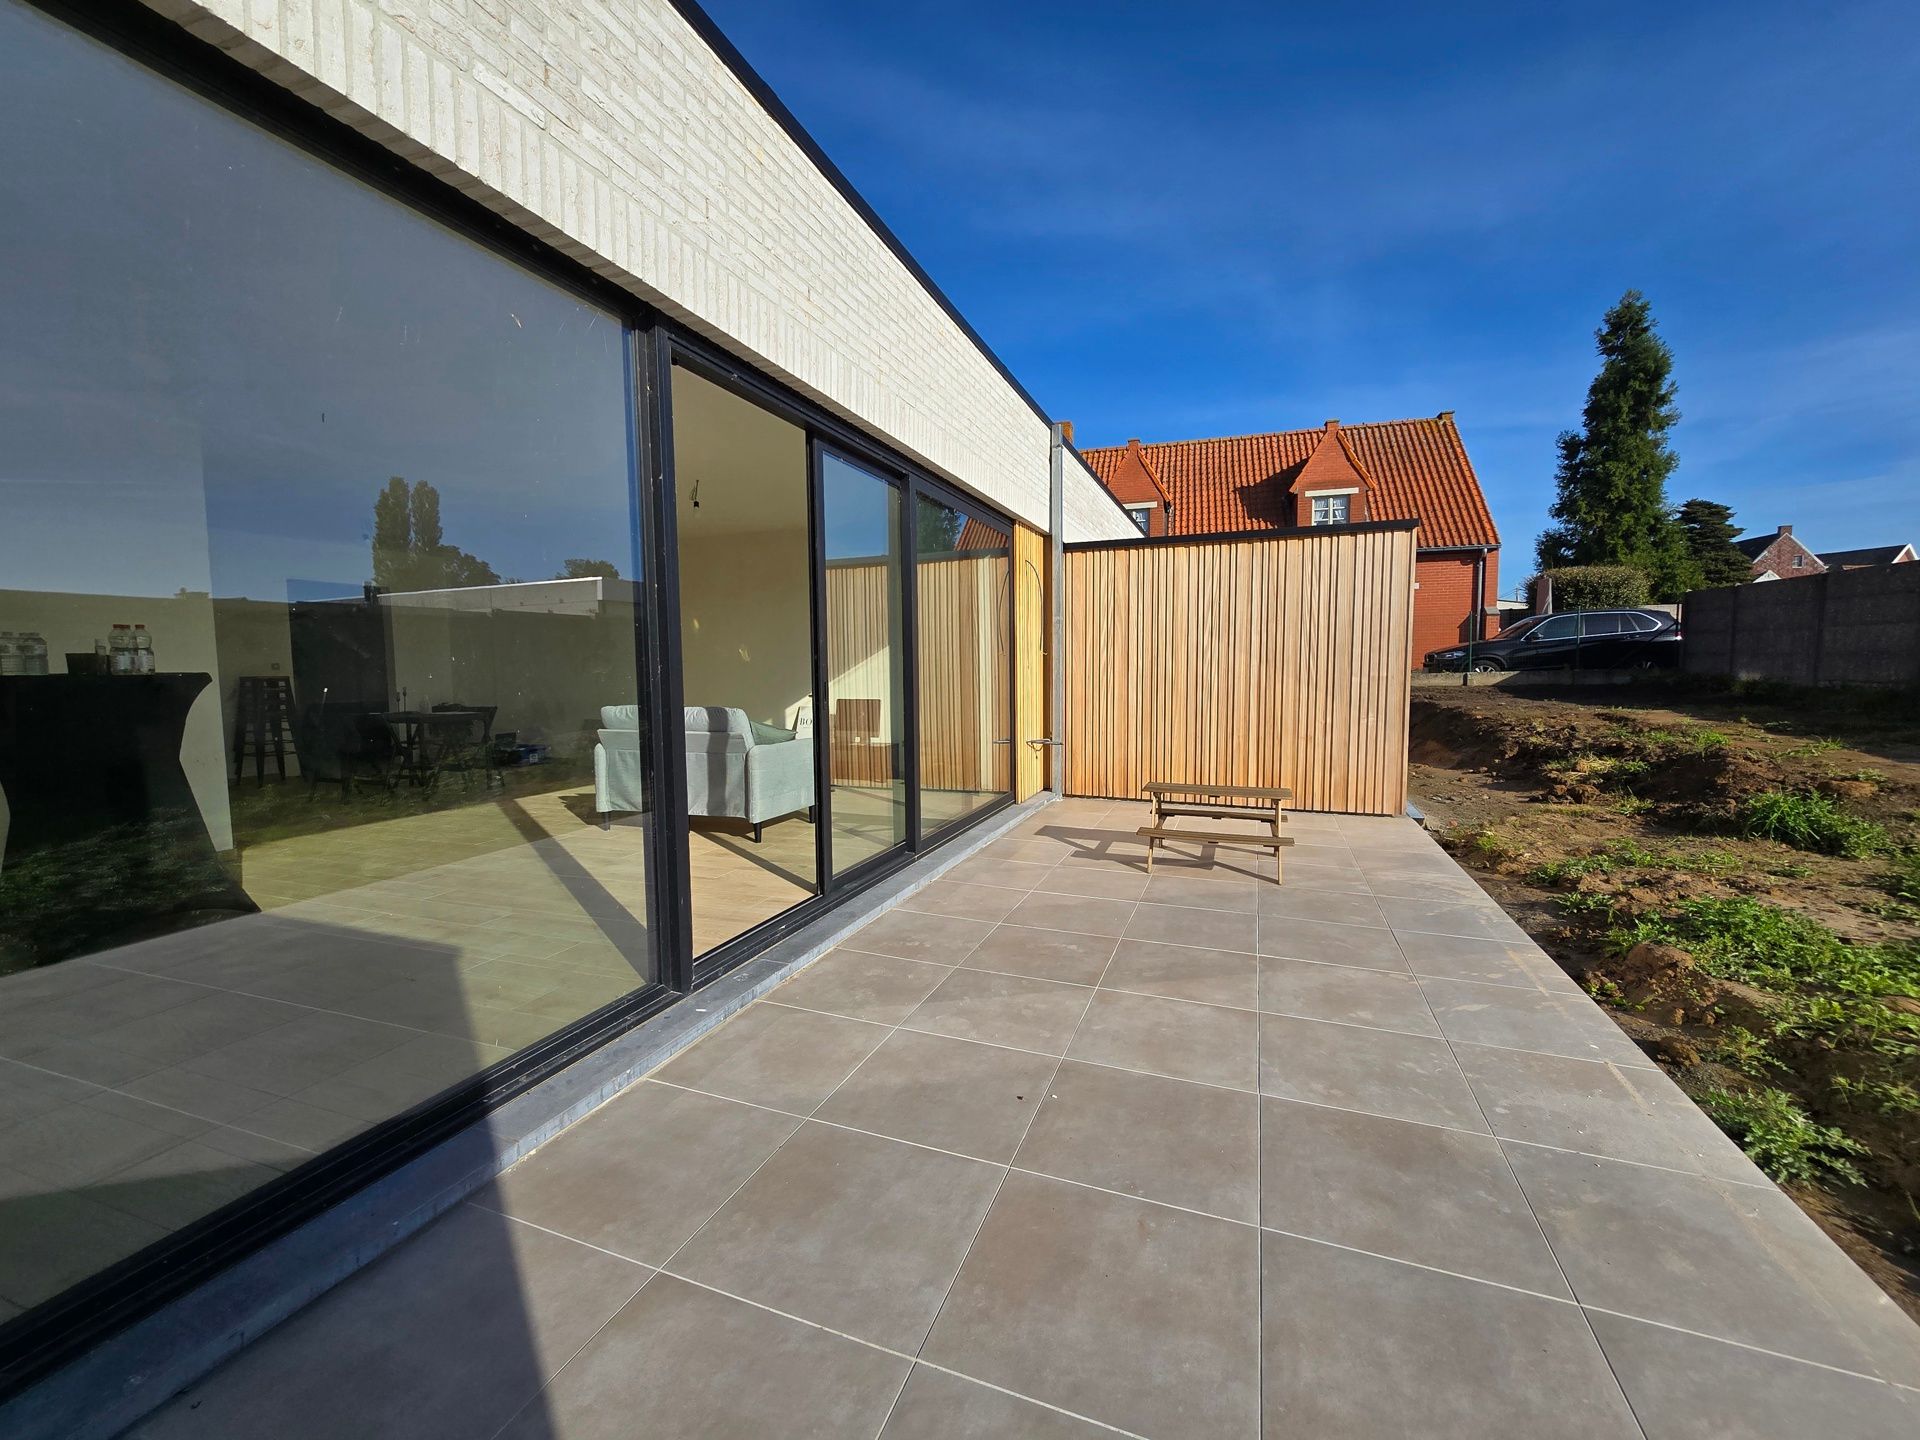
[1582,613,1624,635]
[1630,612,1665,632]
[1531,615,1579,640]
[1498,616,1544,640]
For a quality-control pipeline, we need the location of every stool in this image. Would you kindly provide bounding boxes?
[232,674,296,785]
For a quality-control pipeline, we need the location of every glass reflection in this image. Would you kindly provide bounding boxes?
[823,455,907,873]
[916,495,1012,828]
[0,0,651,1321]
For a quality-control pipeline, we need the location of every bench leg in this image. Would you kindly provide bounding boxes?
[1144,835,1156,876]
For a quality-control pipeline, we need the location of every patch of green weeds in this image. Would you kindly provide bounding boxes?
[1830,1075,1920,1117]
[1781,737,1844,757]
[1614,898,1920,999]
[1739,789,1889,857]
[1702,1026,1783,1076]
[1699,1087,1868,1186]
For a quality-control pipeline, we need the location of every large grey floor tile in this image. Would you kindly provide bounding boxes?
[846,910,996,964]
[880,1365,1115,1439]
[0,1170,169,1310]
[494,1273,909,1440]
[1069,989,1260,1091]
[944,855,1058,892]
[475,1082,801,1265]
[1381,896,1529,941]
[655,1003,887,1114]
[1256,887,1389,929]
[962,923,1119,986]
[1124,901,1257,953]
[1003,890,1138,938]
[1259,1013,1488,1132]
[1507,1144,1920,1385]
[923,1170,1261,1440]
[1033,866,1151,901]
[1141,874,1261,912]
[1277,860,1374,897]
[814,1028,1056,1162]
[1255,916,1408,971]
[1261,1231,1638,1440]
[1457,1044,1759,1183]
[1587,1309,1919,1440]
[1258,957,1438,1036]
[670,1121,1002,1351]
[900,879,1026,923]
[1101,938,1259,1009]
[1422,978,1650,1066]
[1397,931,1549,989]
[131,1205,649,1440]
[903,968,1094,1056]
[772,948,952,1025]
[1016,1060,1259,1221]
[1259,1098,1567,1295]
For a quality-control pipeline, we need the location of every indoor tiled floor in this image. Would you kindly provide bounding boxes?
[129,800,1920,1439]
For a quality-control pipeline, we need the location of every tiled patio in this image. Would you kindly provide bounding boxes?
[128,800,1920,1439]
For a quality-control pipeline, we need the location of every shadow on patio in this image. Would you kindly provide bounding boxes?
[128,801,1920,1439]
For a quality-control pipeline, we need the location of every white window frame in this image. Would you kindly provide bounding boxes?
[1307,489,1353,526]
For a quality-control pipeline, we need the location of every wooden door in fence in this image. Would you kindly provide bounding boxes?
[1063,525,1416,815]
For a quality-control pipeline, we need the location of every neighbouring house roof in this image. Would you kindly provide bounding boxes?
[1079,415,1499,549]
[1817,543,1916,569]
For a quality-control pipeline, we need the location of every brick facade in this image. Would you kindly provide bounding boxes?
[1412,551,1501,659]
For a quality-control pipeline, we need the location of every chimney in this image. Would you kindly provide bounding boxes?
[1127,437,1143,451]
[1436,410,1454,421]
[1059,420,1074,445]
[1324,419,1340,432]
[1778,524,1793,537]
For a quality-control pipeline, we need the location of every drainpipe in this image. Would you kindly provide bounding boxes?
[1463,546,1490,687]
[1048,424,1067,794]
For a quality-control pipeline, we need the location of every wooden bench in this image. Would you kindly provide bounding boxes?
[1137,782,1295,881]
[1135,825,1294,877]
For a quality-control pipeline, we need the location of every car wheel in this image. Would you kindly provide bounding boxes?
[1470,659,1504,673]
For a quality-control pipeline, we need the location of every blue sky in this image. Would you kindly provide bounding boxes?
[704,0,1920,588]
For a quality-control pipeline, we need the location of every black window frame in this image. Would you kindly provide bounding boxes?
[1,0,1024,1395]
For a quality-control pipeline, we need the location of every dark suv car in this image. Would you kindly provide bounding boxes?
[1424,608,1681,672]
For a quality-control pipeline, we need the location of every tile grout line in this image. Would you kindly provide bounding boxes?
[748,997,1771,1187]
[886,879,1145,1420]
[1405,961,1655,1440]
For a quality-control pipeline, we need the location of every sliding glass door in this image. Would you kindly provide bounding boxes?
[914,493,1013,831]
[819,451,907,877]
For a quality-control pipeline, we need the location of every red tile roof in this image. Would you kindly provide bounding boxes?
[1080,415,1499,550]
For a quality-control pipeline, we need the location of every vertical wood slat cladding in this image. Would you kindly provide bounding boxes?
[1062,528,1415,815]
[1012,524,1049,799]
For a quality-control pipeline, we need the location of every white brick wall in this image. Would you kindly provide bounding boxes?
[141,0,1075,532]
[1063,445,1137,542]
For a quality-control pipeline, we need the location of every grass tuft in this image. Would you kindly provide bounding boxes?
[1699,1087,1867,1186]
[1738,789,1889,857]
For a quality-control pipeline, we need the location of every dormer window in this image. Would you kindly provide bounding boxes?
[1310,493,1350,526]
[1125,504,1155,534]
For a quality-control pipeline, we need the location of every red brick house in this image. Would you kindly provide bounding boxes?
[1734,524,1826,581]
[1080,415,1500,664]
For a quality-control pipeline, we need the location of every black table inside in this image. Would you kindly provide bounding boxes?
[0,673,255,965]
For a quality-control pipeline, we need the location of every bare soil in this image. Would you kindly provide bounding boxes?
[1407,680,1920,1318]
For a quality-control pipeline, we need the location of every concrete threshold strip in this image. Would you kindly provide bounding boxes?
[5,794,1057,1440]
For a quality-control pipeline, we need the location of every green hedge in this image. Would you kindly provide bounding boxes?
[1542,565,1651,610]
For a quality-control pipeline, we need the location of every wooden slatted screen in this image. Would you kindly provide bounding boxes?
[1062,525,1416,815]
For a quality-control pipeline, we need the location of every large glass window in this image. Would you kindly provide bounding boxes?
[0,1,654,1321]
[823,454,908,873]
[667,365,820,951]
[915,494,1012,829]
